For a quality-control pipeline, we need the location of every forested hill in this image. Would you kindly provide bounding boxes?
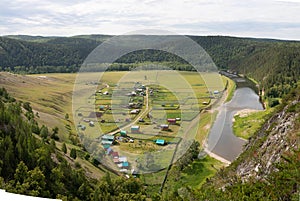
[1,35,300,99]
[0,87,147,200]
[0,36,100,72]
[1,34,299,73]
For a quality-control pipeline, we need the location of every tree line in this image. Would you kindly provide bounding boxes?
[1,35,299,100]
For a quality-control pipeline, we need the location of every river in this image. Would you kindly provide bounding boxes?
[206,74,264,162]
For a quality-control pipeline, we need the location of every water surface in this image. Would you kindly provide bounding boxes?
[207,83,264,162]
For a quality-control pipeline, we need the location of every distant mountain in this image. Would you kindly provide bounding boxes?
[4,35,57,42]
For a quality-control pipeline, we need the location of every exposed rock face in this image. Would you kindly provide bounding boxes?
[236,100,299,182]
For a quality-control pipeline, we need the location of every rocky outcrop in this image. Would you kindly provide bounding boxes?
[235,99,299,182]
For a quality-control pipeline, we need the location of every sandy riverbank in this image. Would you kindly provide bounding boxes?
[233,109,261,118]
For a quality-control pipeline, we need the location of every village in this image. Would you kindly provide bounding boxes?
[74,71,222,175]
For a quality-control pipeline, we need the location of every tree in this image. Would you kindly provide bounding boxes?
[50,139,56,151]
[31,120,40,134]
[62,143,67,154]
[40,125,49,139]
[51,127,59,140]
[65,113,69,121]
[23,102,32,112]
[70,148,77,159]
[25,167,47,196]
[14,161,28,184]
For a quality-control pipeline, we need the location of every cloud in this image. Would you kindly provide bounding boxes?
[0,0,300,40]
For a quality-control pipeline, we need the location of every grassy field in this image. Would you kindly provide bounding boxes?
[0,71,228,187]
[233,108,274,139]
[163,156,224,196]
[0,72,76,142]
[174,156,223,189]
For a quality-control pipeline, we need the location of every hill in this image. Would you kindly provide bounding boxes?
[1,35,299,100]
[0,87,148,200]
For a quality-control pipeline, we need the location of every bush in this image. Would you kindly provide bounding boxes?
[268,98,280,107]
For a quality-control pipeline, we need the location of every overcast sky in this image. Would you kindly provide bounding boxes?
[1,0,300,40]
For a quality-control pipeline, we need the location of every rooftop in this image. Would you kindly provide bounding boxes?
[156,139,165,145]
[101,135,115,140]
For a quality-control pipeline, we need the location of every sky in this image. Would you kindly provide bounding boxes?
[1,0,300,40]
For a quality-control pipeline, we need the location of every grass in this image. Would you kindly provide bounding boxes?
[233,108,274,139]
[224,76,236,102]
[178,156,223,188]
[141,169,168,185]
[118,140,162,154]
[0,72,76,141]
[195,111,217,144]
[164,156,224,193]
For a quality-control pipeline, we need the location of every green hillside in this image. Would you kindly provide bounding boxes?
[0,87,147,200]
[1,35,299,99]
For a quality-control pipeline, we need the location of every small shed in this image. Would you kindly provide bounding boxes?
[101,140,113,145]
[101,135,115,145]
[119,169,128,173]
[89,121,95,126]
[160,124,169,131]
[113,158,120,163]
[122,162,129,169]
[119,156,127,163]
[111,152,119,158]
[99,105,105,110]
[131,125,140,133]
[102,144,110,150]
[106,147,113,155]
[167,118,176,124]
[156,139,165,145]
[120,130,127,136]
[130,109,139,114]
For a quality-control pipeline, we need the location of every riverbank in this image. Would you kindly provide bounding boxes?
[233,107,274,139]
[225,77,236,102]
[205,74,264,163]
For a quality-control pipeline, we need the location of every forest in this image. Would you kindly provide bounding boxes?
[1,35,299,100]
